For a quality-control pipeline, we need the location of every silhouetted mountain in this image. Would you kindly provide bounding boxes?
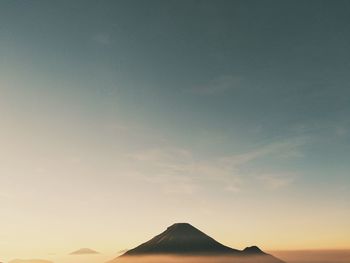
[114,223,284,263]
[70,248,99,255]
[243,246,265,255]
[9,260,53,263]
[123,223,239,256]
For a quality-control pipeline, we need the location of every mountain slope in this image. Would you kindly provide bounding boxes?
[112,223,284,263]
[123,223,239,256]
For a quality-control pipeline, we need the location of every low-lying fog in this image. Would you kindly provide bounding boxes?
[270,250,350,263]
[6,250,350,263]
[113,255,281,263]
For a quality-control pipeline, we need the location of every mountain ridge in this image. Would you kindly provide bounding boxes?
[112,223,284,263]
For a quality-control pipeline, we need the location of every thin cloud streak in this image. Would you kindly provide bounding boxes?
[188,75,241,95]
[126,137,305,194]
[219,138,306,167]
[257,173,298,190]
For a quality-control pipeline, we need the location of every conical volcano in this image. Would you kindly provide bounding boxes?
[114,223,285,263]
[122,223,239,256]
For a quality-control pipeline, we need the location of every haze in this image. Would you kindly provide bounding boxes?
[0,1,349,263]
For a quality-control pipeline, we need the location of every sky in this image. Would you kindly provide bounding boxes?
[0,0,350,262]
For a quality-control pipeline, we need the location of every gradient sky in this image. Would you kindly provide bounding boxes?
[1,0,350,261]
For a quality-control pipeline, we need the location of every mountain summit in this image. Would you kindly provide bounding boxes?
[116,223,284,262]
[123,223,239,256]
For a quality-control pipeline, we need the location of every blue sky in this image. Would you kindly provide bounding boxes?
[0,0,350,259]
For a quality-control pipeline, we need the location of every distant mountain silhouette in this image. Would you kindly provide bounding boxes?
[114,223,284,262]
[70,248,99,255]
[243,246,265,255]
[9,260,53,263]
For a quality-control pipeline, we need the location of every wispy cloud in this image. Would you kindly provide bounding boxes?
[290,120,350,139]
[126,137,305,194]
[258,172,297,189]
[335,126,348,137]
[127,148,198,195]
[188,75,240,95]
[92,33,112,45]
[219,137,305,167]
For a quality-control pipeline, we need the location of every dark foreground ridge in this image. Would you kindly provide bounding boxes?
[114,223,285,262]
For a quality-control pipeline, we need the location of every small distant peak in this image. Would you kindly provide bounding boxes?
[70,248,99,255]
[243,246,265,255]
